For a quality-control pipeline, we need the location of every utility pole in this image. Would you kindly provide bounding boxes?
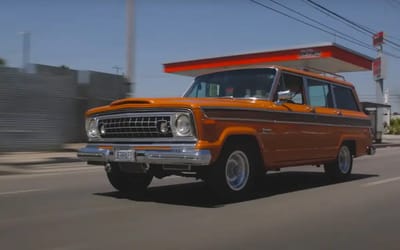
[21,31,31,72]
[126,0,135,97]
[372,31,385,143]
[384,88,390,129]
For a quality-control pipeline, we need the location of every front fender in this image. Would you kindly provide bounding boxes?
[196,126,262,164]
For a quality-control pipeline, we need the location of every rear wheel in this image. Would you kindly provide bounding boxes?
[106,163,153,195]
[324,144,353,181]
[207,143,260,201]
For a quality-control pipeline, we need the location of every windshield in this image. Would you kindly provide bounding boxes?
[184,68,277,99]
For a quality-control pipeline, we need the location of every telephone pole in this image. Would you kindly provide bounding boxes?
[372,31,385,142]
[126,0,135,97]
[21,31,31,72]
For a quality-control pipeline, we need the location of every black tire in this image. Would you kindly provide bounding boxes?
[206,143,260,201]
[324,144,353,181]
[106,163,153,195]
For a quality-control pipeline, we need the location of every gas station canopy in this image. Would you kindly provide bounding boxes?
[164,43,373,77]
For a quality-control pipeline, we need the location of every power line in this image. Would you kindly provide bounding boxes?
[389,0,400,6]
[302,0,400,50]
[384,0,400,9]
[249,0,372,50]
[265,0,373,50]
[302,0,400,54]
[305,0,374,35]
[386,34,400,44]
[248,0,400,59]
[304,0,400,50]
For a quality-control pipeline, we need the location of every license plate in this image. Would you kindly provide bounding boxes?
[115,149,135,162]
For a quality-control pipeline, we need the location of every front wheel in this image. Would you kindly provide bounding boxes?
[324,144,353,181]
[206,144,260,201]
[106,163,153,195]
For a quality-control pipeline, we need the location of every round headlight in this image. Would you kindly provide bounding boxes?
[86,118,99,138]
[175,114,192,136]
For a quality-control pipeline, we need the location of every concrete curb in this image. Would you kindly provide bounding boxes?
[373,143,400,149]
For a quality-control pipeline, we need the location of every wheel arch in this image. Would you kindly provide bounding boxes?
[341,140,356,156]
[222,134,265,173]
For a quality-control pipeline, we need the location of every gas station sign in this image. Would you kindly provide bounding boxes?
[373,57,385,80]
[373,32,384,48]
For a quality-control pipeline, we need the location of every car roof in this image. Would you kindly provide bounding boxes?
[273,65,355,88]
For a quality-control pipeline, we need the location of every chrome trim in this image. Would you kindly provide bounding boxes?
[225,150,250,191]
[77,144,212,166]
[77,146,110,162]
[89,137,198,143]
[262,128,272,134]
[338,146,352,174]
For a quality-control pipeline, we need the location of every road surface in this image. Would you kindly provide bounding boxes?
[0,147,399,250]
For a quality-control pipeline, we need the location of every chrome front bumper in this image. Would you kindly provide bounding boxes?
[77,144,212,166]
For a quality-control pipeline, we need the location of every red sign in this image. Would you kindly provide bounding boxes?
[373,31,384,47]
[373,57,383,80]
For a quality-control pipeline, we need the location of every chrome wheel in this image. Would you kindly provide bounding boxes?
[338,146,351,174]
[324,144,353,180]
[206,142,260,201]
[225,150,250,191]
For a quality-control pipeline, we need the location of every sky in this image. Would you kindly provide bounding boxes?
[1,0,399,111]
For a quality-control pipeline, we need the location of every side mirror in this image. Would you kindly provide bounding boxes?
[277,90,292,102]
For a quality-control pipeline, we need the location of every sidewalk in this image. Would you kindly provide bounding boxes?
[1,135,400,175]
[374,134,400,148]
[0,144,87,175]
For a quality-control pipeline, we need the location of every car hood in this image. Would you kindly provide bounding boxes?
[86,97,273,116]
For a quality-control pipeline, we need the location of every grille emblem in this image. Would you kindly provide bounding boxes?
[157,120,170,134]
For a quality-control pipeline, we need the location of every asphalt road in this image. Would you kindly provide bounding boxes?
[1,147,399,250]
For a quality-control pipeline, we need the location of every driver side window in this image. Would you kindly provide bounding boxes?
[275,73,305,104]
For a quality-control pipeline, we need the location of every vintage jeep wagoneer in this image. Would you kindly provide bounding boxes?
[78,66,375,200]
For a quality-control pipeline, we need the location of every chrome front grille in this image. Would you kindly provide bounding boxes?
[98,115,172,138]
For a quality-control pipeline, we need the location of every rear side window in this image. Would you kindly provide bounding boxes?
[307,79,334,108]
[333,85,359,111]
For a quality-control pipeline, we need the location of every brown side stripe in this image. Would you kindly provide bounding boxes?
[202,108,371,128]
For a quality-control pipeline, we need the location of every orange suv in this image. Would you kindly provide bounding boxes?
[78,66,375,200]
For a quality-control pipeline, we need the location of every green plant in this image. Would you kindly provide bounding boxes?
[388,118,400,135]
[0,57,6,66]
